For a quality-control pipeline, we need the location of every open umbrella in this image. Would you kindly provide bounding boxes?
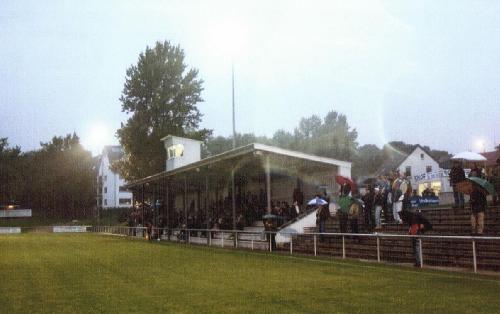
[335,175,357,191]
[468,177,497,196]
[307,197,328,206]
[455,177,496,196]
[451,152,487,161]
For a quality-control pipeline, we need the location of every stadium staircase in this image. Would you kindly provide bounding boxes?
[285,205,500,271]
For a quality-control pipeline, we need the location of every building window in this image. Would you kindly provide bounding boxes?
[426,166,432,173]
[119,198,132,206]
[420,154,424,160]
[104,199,107,206]
[167,144,184,159]
[119,186,129,192]
[104,175,107,181]
[104,187,107,194]
[405,166,411,177]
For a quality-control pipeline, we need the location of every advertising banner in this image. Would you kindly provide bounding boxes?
[53,226,88,233]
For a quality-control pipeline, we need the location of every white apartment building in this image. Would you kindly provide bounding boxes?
[97,146,133,209]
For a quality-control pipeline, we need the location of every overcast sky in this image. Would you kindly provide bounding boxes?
[1,0,499,156]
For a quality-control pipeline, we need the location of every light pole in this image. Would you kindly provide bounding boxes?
[232,63,236,149]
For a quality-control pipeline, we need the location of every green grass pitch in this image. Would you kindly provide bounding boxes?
[1,233,499,313]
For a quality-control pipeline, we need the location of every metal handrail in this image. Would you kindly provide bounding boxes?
[87,226,500,274]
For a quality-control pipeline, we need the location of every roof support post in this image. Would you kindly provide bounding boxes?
[165,179,169,231]
[231,168,236,230]
[265,154,271,214]
[141,184,145,225]
[205,175,209,225]
[184,176,187,228]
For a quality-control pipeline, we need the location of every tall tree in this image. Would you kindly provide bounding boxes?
[0,138,22,204]
[352,144,383,178]
[114,41,211,181]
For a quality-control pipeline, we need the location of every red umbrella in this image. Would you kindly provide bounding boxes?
[335,175,357,191]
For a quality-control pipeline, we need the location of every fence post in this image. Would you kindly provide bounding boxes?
[419,238,423,268]
[251,238,254,250]
[472,240,477,273]
[209,231,212,246]
[376,236,381,262]
[187,229,190,245]
[235,231,238,248]
[269,233,272,252]
[342,235,346,259]
[290,236,293,255]
[314,235,317,256]
[222,232,224,248]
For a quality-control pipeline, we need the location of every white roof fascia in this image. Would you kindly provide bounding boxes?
[160,135,203,143]
[252,143,352,168]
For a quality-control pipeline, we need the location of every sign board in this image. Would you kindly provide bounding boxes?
[411,196,440,208]
[53,226,88,233]
[0,209,32,218]
[0,227,21,234]
[413,169,472,183]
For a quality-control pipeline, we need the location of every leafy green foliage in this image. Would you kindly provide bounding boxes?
[0,138,22,204]
[0,134,95,218]
[205,111,358,161]
[114,41,211,181]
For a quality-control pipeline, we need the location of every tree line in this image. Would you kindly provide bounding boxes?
[0,134,95,218]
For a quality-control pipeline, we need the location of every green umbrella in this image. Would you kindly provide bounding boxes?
[468,176,497,196]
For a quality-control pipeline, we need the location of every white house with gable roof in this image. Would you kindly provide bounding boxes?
[394,145,453,196]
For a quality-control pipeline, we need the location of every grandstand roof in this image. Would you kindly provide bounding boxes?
[124,143,351,188]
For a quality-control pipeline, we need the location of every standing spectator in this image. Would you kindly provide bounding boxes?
[338,184,352,233]
[293,188,304,208]
[469,163,484,178]
[348,200,360,234]
[402,182,413,211]
[379,176,392,223]
[470,185,487,235]
[491,162,500,205]
[449,160,466,208]
[373,187,384,230]
[391,175,406,224]
[400,210,432,267]
[361,185,375,232]
[316,204,330,241]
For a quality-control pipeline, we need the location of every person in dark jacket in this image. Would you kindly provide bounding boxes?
[470,184,487,235]
[449,160,466,208]
[373,187,385,230]
[400,210,432,267]
[316,204,330,241]
[362,185,375,232]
